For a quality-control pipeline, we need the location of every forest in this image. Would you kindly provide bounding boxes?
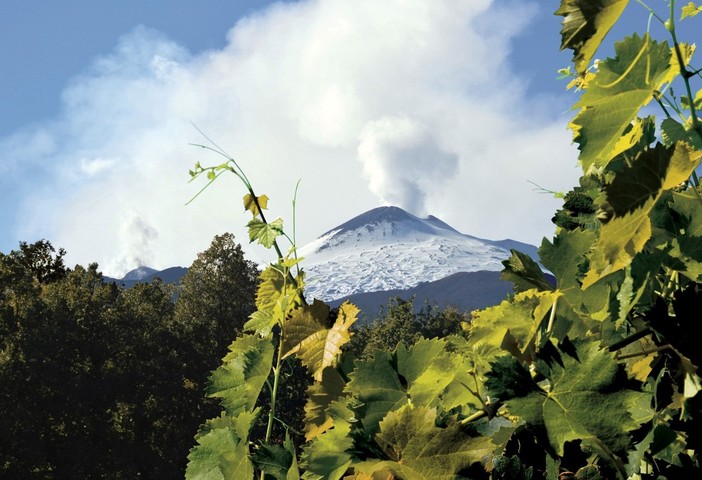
[0,235,466,477]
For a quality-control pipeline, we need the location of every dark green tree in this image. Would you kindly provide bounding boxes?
[173,232,258,360]
[0,235,261,478]
[347,296,469,360]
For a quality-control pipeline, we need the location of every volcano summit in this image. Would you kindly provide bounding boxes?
[298,206,537,302]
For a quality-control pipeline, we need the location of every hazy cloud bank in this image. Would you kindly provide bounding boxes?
[2,0,578,276]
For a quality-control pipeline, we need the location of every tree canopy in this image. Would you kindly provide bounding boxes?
[0,235,258,478]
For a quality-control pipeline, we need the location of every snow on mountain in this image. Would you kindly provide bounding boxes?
[298,206,531,302]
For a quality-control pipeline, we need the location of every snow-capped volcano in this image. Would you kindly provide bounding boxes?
[299,206,536,302]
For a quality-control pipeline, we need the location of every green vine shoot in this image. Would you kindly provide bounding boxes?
[185,1,702,478]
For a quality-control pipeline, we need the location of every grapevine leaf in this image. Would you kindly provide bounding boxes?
[282,300,358,381]
[491,455,535,480]
[186,424,254,480]
[485,355,540,403]
[540,229,596,284]
[500,249,554,293]
[615,265,648,328]
[252,441,296,480]
[243,193,269,217]
[304,366,347,440]
[244,309,276,337]
[552,176,603,231]
[661,118,702,149]
[575,465,603,479]
[670,191,702,281]
[583,201,653,288]
[672,190,702,237]
[671,236,702,281]
[396,338,479,411]
[469,290,561,362]
[353,406,494,480]
[344,349,407,436]
[300,401,355,480]
[584,143,702,287]
[540,228,610,326]
[555,0,629,75]
[256,266,285,311]
[285,433,301,480]
[681,2,702,19]
[255,265,303,316]
[345,338,479,436]
[248,217,284,248]
[207,334,275,415]
[608,115,657,162]
[495,340,649,456]
[601,143,678,213]
[571,34,678,172]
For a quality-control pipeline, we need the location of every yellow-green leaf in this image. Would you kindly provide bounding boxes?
[353,406,495,480]
[661,118,702,150]
[469,289,561,362]
[682,2,702,19]
[282,300,358,381]
[584,143,702,287]
[256,266,285,312]
[303,366,347,441]
[555,0,629,75]
[490,341,649,456]
[571,34,678,173]
[243,193,269,217]
[247,217,284,248]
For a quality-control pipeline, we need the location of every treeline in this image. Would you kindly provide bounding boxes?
[0,235,469,478]
[0,234,257,478]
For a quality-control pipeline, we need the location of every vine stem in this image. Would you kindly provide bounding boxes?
[265,332,285,443]
[615,345,670,361]
[667,0,701,132]
[545,296,559,337]
[592,437,628,480]
[260,320,286,480]
[607,328,653,352]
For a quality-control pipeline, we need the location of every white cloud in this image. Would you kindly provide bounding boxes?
[3,0,580,277]
[358,115,458,216]
[110,212,159,274]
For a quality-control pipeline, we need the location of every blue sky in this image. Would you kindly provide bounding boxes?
[0,1,678,275]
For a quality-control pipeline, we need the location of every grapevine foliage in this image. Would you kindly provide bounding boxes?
[186,1,702,478]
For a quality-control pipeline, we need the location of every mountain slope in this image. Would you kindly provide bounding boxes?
[104,266,188,288]
[299,206,536,302]
[328,270,515,321]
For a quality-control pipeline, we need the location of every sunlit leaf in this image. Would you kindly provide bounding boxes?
[584,143,702,286]
[248,217,284,248]
[469,289,561,361]
[186,423,254,480]
[243,193,269,217]
[661,118,702,150]
[555,0,629,74]
[353,406,494,480]
[244,309,276,337]
[346,338,483,437]
[207,334,275,416]
[282,301,358,381]
[681,2,702,19]
[500,249,553,293]
[571,34,679,172]
[489,341,650,456]
[256,265,302,314]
